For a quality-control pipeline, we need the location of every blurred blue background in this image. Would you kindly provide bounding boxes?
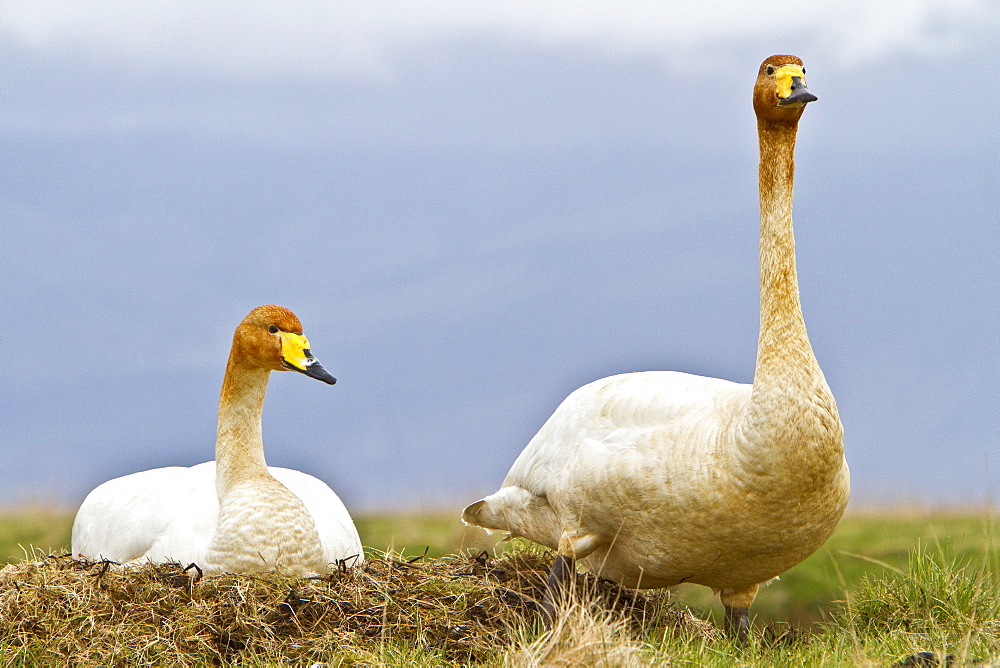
[2,1,997,510]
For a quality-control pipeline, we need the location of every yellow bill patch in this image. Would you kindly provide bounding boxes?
[279,332,313,371]
[774,64,806,99]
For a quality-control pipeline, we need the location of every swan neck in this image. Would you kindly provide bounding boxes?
[728,118,845,478]
[215,354,271,495]
[753,120,817,385]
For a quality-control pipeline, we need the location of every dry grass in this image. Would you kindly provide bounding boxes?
[2,510,996,665]
[507,602,643,667]
[0,547,710,665]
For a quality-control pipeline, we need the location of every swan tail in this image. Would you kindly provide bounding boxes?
[462,486,561,550]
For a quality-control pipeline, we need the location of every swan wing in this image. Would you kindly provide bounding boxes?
[505,371,749,495]
[71,462,217,565]
[465,371,750,545]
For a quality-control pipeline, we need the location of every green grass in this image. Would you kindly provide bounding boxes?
[0,507,74,564]
[1,507,998,666]
[2,507,997,665]
[6,507,993,626]
[664,510,1000,629]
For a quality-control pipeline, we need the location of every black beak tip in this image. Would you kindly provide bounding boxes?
[779,90,818,106]
[289,361,337,385]
[309,365,337,385]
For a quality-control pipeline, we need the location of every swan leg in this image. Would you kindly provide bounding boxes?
[541,553,575,625]
[719,584,759,644]
[723,605,750,643]
[541,531,600,625]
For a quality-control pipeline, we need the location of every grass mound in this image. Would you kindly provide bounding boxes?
[2,512,996,665]
[0,548,708,665]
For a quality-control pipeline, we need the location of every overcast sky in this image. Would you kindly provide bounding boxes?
[1,1,997,512]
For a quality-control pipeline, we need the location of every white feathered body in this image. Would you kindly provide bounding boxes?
[72,461,363,574]
[466,370,849,591]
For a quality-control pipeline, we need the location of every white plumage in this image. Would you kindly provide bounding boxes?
[72,463,362,572]
[463,56,849,638]
[72,305,363,575]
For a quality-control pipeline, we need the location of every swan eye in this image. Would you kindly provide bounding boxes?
[268,325,279,334]
[765,65,775,76]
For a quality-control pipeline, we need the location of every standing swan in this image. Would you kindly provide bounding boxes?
[462,55,848,639]
[72,305,363,575]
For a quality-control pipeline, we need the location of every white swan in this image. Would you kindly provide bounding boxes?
[462,55,849,639]
[72,305,363,575]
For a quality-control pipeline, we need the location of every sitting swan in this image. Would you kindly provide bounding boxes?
[462,55,849,640]
[72,305,363,574]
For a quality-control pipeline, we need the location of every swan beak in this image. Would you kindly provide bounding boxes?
[775,66,817,107]
[294,355,337,384]
[779,78,817,106]
[279,332,337,385]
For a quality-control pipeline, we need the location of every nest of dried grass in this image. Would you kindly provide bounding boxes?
[0,547,712,665]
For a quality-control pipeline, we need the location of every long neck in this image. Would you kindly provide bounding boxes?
[741,122,843,464]
[735,118,843,477]
[752,120,821,390]
[215,355,272,496]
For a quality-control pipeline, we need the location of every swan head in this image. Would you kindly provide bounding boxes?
[754,55,816,124]
[232,305,337,384]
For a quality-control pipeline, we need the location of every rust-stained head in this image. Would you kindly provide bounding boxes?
[229,305,335,384]
[753,55,816,125]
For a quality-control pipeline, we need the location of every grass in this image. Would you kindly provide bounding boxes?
[0,508,73,566]
[1,507,997,665]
